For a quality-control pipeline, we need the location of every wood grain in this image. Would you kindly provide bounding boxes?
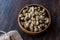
[0,0,60,40]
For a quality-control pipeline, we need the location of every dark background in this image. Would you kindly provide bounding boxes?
[0,0,60,40]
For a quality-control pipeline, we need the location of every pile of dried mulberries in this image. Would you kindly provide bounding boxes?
[19,6,49,32]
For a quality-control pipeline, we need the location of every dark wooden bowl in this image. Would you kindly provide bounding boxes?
[18,4,51,35]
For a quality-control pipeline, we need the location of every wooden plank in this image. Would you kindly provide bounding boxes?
[0,0,60,40]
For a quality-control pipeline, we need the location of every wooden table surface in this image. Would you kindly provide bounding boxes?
[0,0,60,40]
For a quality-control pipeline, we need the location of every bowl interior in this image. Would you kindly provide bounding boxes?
[18,4,51,35]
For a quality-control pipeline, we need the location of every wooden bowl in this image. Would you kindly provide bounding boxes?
[18,4,51,35]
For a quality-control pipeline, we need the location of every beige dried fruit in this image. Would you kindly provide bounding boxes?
[28,20,31,23]
[24,22,29,28]
[29,23,33,31]
[45,25,47,28]
[36,16,39,21]
[20,17,24,20]
[22,10,26,13]
[38,26,40,29]
[28,7,32,12]
[39,20,43,23]
[28,13,31,18]
[39,15,44,19]
[41,24,44,26]
[36,21,39,25]
[39,12,42,15]
[42,13,45,15]
[34,26,38,32]
[45,18,49,23]
[38,7,40,11]
[34,7,37,10]
[39,24,42,27]
[32,21,36,25]
[19,14,22,17]
[28,6,34,13]
[40,9,45,13]
[31,17,35,21]
[34,11,39,15]
[38,26,41,31]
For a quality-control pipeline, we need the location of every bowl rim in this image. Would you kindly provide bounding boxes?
[18,4,51,34]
